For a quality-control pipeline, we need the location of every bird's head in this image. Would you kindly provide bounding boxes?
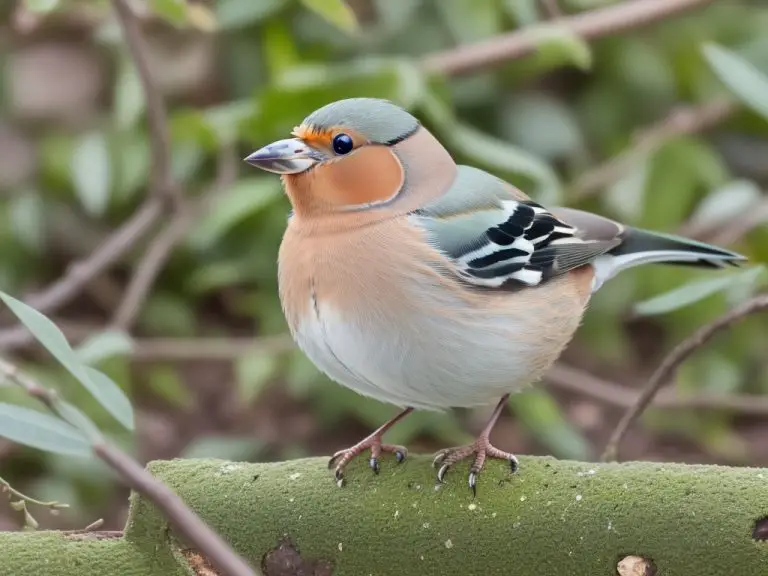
[244,98,455,218]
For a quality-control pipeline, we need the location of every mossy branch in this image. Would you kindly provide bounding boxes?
[1,455,768,575]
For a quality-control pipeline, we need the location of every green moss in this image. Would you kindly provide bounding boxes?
[0,532,186,576]
[2,456,767,575]
[143,456,768,576]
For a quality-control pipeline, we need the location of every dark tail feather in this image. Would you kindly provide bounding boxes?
[608,227,747,270]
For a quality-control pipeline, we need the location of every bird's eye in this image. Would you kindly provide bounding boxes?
[332,133,354,155]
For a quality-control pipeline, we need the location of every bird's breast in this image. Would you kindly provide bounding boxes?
[277,218,592,409]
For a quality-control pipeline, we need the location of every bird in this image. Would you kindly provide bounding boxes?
[244,97,746,493]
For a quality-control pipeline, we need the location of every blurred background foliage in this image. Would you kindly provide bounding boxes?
[1,0,768,531]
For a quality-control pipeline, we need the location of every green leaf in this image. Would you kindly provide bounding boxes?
[9,191,46,253]
[508,390,591,461]
[702,43,768,121]
[114,58,145,130]
[23,0,61,13]
[147,366,194,410]
[52,399,103,442]
[235,354,278,404]
[75,331,135,366]
[299,0,358,34]
[187,177,282,250]
[70,132,111,217]
[687,179,762,231]
[533,25,593,71]
[149,0,188,26]
[634,266,766,317]
[0,292,135,431]
[80,367,134,431]
[216,0,289,30]
[0,403,91,457]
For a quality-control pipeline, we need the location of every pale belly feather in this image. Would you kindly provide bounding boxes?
[279,220,590,411]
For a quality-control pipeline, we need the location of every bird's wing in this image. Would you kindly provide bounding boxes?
[409,165,620,288]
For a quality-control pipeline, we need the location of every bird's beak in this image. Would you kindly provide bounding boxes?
[243,138,323,174]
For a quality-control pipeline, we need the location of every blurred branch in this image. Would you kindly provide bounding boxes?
[0,357,258,576]
[0,200,163,349]
[602,293,768,462]
[547,363,768,415]
[112,0,178,203]
[0,0,186,347]
[540,0,563,19]
[571,99,737,200]
[679,195,768,244]
[110,147,238,331]
[422,0,718,76]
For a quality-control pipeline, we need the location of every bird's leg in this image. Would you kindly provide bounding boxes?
[328,407,413,486]
[433,394,518,495]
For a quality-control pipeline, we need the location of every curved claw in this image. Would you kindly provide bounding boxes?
[334,467,344,483]
[509,456,520,473]
[369,457,380,474]
[437,463,450,483]
[468,471,478,497]
[395,450,406,464]
[432,451,448,468]
[328,453,341,469]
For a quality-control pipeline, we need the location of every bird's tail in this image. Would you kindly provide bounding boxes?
[591,227,747,291]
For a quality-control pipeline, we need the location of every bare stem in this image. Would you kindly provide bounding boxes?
[602,293,768,462]
[422,0,718,76]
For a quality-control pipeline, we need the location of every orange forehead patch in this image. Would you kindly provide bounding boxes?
[292,124,333,146]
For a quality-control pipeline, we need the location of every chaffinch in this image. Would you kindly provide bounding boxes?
[245,98,745,492]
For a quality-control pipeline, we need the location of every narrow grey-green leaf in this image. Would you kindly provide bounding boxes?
[702,43,768,122]
[508,390,591,461]
[75,331,135,365]
[114,59,145,130]
[71,132,111,217]
[52,399,104,443]
[299,0,358,33]
[24,0,61,12]
[80,367,135,431]
[187,177,282,250]
[0,403,91,457]
[634,266,766,317]
[533,25,593,71]
[0,292,134,431]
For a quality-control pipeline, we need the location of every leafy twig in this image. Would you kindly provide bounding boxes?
[0,356,258,576]
[422,0,718,76]
[601,293,768,462]
[1,475,69,511]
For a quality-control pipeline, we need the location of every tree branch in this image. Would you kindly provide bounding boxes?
[421,0,718,76]
[571,98,736,200]
[602,293,768,462]
[3,456,768,575]
[546,363,768,415]
[112,0,177,201]
[0,357,258,576]
[110,148,238,331]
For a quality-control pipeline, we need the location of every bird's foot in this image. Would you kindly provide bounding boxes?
[328,435,407,487]
[433,437,518,496]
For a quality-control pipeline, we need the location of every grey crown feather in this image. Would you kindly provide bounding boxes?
[409,166,745,290]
